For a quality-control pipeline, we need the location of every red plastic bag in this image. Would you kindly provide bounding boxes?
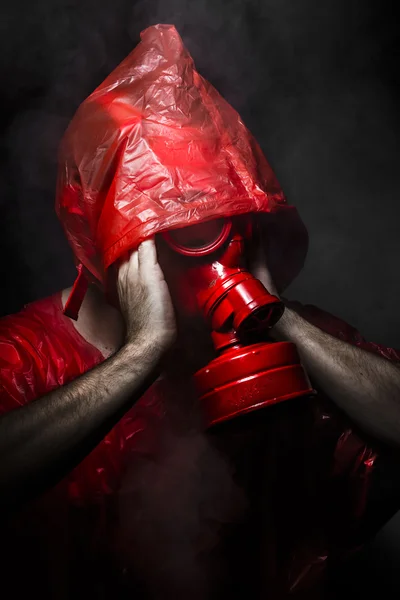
[55,24,307,290]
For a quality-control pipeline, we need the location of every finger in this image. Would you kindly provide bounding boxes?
[138,238,158,268]
[117,261,128,290]
[128,248,139,273]
[118,248,138,281]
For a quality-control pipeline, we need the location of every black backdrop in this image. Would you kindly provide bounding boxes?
[0,0,399,596]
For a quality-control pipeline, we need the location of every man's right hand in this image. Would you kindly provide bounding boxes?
[117,239,177,355]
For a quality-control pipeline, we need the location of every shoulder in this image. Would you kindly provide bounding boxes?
[0,293,100,411]
[0,294,66,360]
[0,295,65,407]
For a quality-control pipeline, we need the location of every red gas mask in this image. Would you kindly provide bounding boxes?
[158,215,313,427]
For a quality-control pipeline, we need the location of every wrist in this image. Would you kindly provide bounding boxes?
[270,307,300,342]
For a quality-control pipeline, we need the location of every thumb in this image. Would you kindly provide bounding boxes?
[138,239,158,268]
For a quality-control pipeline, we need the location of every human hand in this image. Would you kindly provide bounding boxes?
[117,239,177,354]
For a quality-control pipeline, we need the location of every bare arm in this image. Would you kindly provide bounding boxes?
[251,250,400,447]
[0,239,176,508]
[271,307,400,446]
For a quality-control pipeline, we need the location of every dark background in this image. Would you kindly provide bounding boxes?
[0,0,399,596]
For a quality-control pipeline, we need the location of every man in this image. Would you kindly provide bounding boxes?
[1,23,400,600]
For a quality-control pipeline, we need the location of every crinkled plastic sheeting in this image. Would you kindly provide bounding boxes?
[56,24,307,291]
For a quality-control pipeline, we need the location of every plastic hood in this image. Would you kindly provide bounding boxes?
[56,24,308,291]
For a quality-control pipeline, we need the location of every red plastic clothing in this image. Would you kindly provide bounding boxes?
[1,293,400,599]
[0,293,166,599]
[55,24,308,294]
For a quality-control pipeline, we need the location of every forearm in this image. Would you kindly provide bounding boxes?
[0,338,161,506]
[271,308,400,446]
